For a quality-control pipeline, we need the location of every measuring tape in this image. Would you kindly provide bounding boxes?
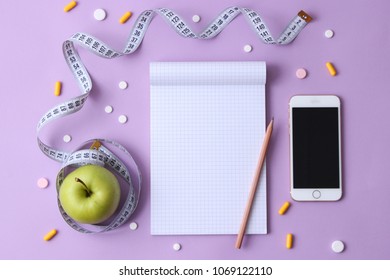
[36,7,311,233]
[56,139,141,233]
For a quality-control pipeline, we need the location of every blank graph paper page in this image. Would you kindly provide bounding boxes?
[150,61,267,235]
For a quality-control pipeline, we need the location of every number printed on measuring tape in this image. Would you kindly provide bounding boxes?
[36,7,311,233]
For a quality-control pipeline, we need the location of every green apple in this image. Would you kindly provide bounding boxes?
[59,164,121,224]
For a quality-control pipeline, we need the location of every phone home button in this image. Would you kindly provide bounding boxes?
[312,190,321,199]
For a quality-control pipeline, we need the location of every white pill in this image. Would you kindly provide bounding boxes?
[331,240,345,253]
[118,114,128,124]
[129,222,138,230]
[192,15,201,23]
[94,9,107,21]
[243,44,253,52]
[63,134,72,143]
[118,81,128,90]
[173,243,181,251]
[104,105,113,113]
[325,29,334,38]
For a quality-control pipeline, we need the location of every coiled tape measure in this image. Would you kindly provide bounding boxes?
[36,7,311,233]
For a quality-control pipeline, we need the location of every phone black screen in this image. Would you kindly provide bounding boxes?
[292,107,340,188]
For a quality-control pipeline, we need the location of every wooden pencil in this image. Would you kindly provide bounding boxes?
[235,118,274,249]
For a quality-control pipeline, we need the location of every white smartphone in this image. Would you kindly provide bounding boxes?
[289,95,342,201]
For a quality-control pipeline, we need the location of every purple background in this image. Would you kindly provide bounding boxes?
[1,0,389,260]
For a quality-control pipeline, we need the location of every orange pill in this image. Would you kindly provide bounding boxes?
[119,11,132,24]
[278,201,291,215]
[286,233,293,249]
[43,229,58,241]
[64,1,77,12]
[326,62,337,76]
[54,81,62,96]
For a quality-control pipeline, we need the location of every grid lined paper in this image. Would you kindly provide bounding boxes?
[150,61,267,235]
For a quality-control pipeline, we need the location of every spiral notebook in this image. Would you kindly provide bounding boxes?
[150,61,267,235]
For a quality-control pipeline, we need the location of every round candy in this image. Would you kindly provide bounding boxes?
[37,177,49,189]
[296,68,307,79]
[94,9,107,21]
[331,240,345,253]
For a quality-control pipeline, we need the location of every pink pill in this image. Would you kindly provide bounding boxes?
[37,177,49,189]
[296,68,307,79]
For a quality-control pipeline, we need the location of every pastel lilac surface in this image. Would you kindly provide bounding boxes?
[0,0,390,259]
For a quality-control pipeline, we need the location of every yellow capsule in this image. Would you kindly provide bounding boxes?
[43,229,58,241]
[326,62,337,76]
[54,81,62,96]
[286,233,293,249]
[90,140,102,150]
[64,1,77,12]
[119,11,132,24]
[278,201,291,215]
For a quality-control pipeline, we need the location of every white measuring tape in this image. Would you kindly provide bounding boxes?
[36,7,311,233]
[56,139,141,233]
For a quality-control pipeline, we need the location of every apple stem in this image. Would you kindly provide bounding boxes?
[74,177,92,197]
